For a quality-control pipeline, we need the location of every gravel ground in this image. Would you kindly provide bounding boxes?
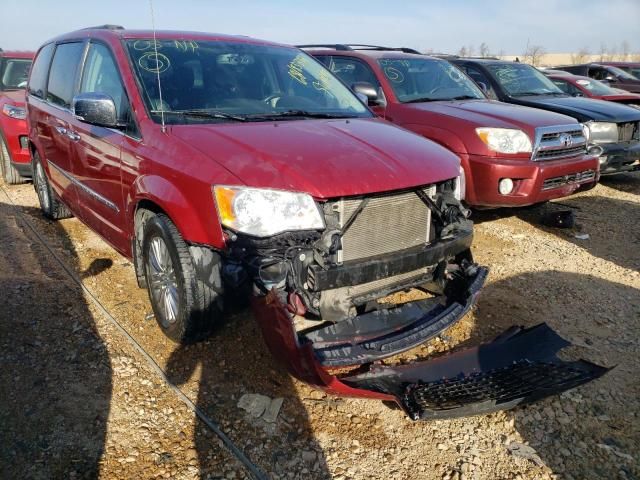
[0,173,638,480]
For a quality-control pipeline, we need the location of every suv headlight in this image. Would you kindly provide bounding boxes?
[476,128,532,154]
[214,186,325,237]
[2,104,26,120]
[586,122,618,143]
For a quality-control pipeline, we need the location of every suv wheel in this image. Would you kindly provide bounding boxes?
[32,153,72,220]
[142,213,223,343]
[0,136,27,185]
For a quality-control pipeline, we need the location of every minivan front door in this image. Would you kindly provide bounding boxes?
[68,41,132,255]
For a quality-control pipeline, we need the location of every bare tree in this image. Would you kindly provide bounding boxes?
[598,43,612,62]
[523,44,546,66]
[620,40,630,61]
[479,42,491,58]
[571,47,591,65]
[467,45,476,57]
[458,46,468,57]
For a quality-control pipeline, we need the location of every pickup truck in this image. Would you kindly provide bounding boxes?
[304,45,599,207]
[450,58,640,175]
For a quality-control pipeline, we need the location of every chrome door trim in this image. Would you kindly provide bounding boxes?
[48,160,120,213]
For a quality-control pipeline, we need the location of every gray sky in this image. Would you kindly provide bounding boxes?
[1,0,638,55]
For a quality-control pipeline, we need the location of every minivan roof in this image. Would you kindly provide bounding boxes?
[0,50,35,59]
[46,27,290,49]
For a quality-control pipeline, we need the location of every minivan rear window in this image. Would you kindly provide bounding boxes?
[28,44,55,98]
[47,42,85,109]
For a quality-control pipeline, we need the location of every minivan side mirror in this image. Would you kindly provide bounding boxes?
[73,93,120,128]
[352,82,379,106]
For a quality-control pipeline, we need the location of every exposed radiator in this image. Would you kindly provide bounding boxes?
[329,186,436,263]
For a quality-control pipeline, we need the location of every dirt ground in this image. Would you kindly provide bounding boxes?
[0,172,638,480]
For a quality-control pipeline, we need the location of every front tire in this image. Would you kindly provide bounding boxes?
[0,135,27,185]
[142,214,223,343]
[32,154,72,220]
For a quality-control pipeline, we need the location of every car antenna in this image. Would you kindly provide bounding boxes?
[149,0,166,132]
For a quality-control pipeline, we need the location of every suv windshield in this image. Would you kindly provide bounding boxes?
[125,40,370,124]
[607,65,638,81]
[0,58,32,91]
[486,63,565,97]
[378,57,485,103]
[575,77,617,95]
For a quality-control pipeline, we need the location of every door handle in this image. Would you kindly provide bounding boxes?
[67,131,80,142]
[54,126,68,135]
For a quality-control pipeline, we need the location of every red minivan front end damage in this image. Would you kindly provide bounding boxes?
[241,184,608,419]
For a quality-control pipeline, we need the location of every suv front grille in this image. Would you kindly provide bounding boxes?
[618,121,640,142]
[329,187,435,263]
[533,125,587,161]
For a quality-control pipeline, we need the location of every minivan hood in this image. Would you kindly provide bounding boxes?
[512,95,640,123]
[402,99,579,132]
[170,118,460,199]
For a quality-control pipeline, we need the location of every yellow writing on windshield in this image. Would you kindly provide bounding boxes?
[174,40,199,53]
[313,68,332,93]
[288,54,308,86]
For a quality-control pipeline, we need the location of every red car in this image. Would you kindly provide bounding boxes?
[0,49,34,184]
[547,72,640,107]
[27,27,605,419]
[303,45,600,208]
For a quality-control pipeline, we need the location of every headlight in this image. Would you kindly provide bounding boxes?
[2,104,26,120]
[587,122,618,143]
[581,123,590,141]
[476,128,532,154]
[213,186,325,237]
[454,166,466,201]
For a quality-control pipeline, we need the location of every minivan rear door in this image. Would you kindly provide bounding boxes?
[33,42,86,209]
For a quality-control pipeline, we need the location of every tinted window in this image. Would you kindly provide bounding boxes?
[28,44,55,98]
[47,42,85,108]
[80,43,129,121]
[0,58,32,90]
[462,64,497,99]
[125,39,370,124]
[328,56,381,89]
[551,78,576,95]
[589,67,608,81]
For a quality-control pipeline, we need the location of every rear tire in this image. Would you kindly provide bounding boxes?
[0,135,27,185]
[142,214,223,343]
[32,153,72,220]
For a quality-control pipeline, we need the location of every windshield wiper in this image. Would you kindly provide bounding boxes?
[404,97,440,103]
[151,109,248,122]
[246,110,360,121]
[449,95,480,101]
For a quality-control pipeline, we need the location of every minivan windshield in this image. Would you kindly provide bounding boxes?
[485,63,566,97]
[125,40,370,123]
[378,57,485,103]
[0,58,32,91]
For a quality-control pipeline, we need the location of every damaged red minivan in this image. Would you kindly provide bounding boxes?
[27,27,606,420]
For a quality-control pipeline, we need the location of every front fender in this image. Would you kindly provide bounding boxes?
[129,174,224,248]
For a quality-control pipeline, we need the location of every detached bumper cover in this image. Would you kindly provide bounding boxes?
[342,323,610,420]
[307,266,487,367]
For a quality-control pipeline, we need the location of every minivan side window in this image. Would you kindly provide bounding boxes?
[28,43,55,99]
[47,42,85,109]
[80,43,130,122]
[328,56,382,90]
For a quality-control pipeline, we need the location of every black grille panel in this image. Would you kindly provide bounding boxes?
[536,146,585,160]
[404,360,596,416]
